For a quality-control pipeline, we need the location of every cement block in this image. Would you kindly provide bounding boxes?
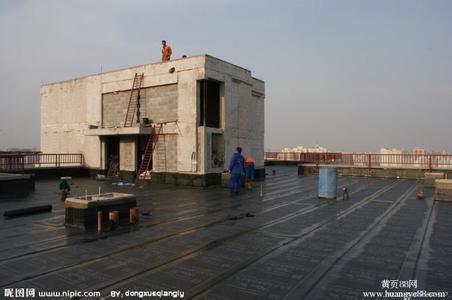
[65,192,136,209]
[0,173,35,199]
[65,192,137,230]
[424,172,445,187]
[435,179,452,202]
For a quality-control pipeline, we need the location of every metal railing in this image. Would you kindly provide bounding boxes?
[0,153,84,172]
[264,152,452,171]
[0,155,24,172]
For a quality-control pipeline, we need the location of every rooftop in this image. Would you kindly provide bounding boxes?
[41,54,263,87]
[0,166,450,298]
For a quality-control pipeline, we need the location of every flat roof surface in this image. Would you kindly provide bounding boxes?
[42,54,263,87]
[0,166,451,299]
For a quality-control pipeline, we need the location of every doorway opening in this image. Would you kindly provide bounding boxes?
[105,136,120,176]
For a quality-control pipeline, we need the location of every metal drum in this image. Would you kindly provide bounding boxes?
[318,167,337,199]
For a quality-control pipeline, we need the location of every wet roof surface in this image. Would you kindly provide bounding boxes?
[0,166,451,299]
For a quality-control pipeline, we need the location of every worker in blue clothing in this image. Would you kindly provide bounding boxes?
[228,147,245,194]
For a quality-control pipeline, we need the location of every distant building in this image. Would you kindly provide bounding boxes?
[413,147,428,155]
[281,145,328,153]
[380,147,403,167]
[379,147,403,155]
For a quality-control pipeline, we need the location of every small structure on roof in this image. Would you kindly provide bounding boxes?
[41,55,265,186]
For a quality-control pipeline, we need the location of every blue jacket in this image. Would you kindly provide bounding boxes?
[229,153,245,174]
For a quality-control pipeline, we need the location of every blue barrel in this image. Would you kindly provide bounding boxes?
[318,167,337,199]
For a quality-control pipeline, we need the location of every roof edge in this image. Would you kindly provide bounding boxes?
[41,54,264,87]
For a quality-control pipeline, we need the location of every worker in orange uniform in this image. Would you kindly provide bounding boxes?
[161,40,172,62]
[244,156,256,189]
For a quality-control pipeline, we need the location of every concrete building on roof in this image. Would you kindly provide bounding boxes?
[40,54,265,186]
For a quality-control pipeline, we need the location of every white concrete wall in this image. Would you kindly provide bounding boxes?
[41,56,205,170]
[40,55,264,174]
[175,68,205,173]
[204,56,265,170]
[119,136,136,171]
[154,134,178,172]
[40,76,102,168]
[102,84,178,127]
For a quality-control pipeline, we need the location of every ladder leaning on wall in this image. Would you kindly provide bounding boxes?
[136,124,163,184]
[124,73,144,127]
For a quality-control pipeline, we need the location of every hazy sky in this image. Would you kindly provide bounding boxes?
[0,0,451,152]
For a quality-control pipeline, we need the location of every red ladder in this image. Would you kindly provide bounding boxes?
[136,124,163,184]
[124,73,144,127]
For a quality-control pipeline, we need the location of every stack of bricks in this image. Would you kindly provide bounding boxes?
[101,85,178,127]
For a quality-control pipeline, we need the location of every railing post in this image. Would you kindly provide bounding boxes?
[368,154,372,169]
[56,154,58,168]
[429,155,432,171]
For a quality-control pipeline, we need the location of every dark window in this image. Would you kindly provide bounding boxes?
[199,80,221,128]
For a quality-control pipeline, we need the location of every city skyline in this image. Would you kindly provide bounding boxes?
[278,145,451,154]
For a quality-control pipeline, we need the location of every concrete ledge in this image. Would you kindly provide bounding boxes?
[0,173,35,199]
[85,125,154,136]
[65,193,137,230]
[65,192,136,209]
[24,167,90,179]
[435,179,452,202]
[424,172,446,187]
[7,167,265,188]
[150,172,222,187]
[300,164,452,180]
